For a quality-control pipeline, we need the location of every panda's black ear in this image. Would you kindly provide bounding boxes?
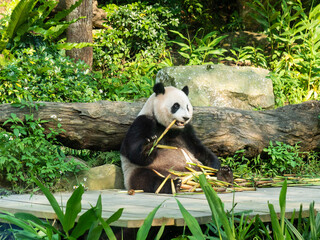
[182,86,189,96]
[153,83,165,95]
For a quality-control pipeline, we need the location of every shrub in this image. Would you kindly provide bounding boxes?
[0,45,102,103]
[248,0,320,106]
[263,141,304,175]
[92,2,179,101]
[0,111,85,192]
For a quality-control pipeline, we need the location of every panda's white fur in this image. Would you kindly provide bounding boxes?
[120,83,222,193]
[138,86,193,128]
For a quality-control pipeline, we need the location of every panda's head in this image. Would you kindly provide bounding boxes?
[152,83,193,129]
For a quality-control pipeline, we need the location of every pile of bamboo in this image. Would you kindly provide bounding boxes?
[155,164,320,194]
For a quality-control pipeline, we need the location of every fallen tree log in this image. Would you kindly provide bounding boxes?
[0,101,319,157]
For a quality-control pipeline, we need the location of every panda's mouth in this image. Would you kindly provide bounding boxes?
[175,121,186,127]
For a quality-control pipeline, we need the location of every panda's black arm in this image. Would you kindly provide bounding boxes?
[183,124,221,170]
[120,115,158,166]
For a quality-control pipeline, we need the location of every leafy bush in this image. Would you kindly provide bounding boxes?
[263,141,304,175]
[0,0,83,54]
[0,111,85,191]
[169,29,227,65]
[97,2,179,60]
[92,2,179,101]
[248,0,320,106]
[221,141,307,177]
[0,45,102,103]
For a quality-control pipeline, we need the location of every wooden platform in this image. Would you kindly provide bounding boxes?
[0,186,319,228]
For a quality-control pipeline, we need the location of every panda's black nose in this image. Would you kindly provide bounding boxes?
[183,117,190,121]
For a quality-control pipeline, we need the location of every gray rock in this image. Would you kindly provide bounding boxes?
[156,64,274,110]
[82,164,124,190]
[64,164,124,191]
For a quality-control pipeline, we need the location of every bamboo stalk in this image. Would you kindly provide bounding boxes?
[171,178,176,195]
[155,174,171,194]
[157,144,178,150]
[152,169,165,178]
[149,119,176,156]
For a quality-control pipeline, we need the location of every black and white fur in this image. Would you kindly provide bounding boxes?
[120,83,223,193]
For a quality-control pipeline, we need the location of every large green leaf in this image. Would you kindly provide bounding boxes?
[175,198,205,240]
[279,179,288,234]
[6,0,38,40]
[136,202,164,240]
[32,177,65,225]
[268,203,284,240]
[0,213,37,235]
[199,174,235,240]
[63,184,84,233]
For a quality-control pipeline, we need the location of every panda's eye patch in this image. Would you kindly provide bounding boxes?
[171,103,180,113]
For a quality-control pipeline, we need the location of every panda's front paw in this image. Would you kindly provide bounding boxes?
[216,166,233,185]
[146,135,157,143]
[142,135,158,156]
[173,178,182,193]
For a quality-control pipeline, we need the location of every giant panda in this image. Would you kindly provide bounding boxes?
[120,83,231,193]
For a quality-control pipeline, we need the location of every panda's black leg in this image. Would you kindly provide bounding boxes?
[129,168,180,194]
[216,166,234,185]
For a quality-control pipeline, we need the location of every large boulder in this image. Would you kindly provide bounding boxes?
[156,64,274,110]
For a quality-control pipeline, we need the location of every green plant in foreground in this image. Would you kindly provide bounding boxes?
[0,178,164,240]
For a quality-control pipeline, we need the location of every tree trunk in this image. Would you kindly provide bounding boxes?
[0,101,319,157]
[65,0,93,67]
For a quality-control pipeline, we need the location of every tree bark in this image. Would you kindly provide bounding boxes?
[0,101,319,157]
[65,0,93,67]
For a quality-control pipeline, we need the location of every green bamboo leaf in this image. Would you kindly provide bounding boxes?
[71,207,98,238]
[199,174,235,240]
[175,198,205,240]
[86,225,103,240]
[155,222,166,240]
[32,177,65,225]
[268,202,284,240]
[136,202,164,240]
[99,216,117,240]
[169,30,189,41]
[14,212,45,227]
[279,179,287,234]
[0,213,37,234]
[284,218,304,240]
[63,184,84,233]
[207,35,228,47]
[178,52,190,59]
[106,208,124,225]
[309,201,317,240]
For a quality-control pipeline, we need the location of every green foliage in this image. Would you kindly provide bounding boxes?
[100,2,178,59]
[226,46,268,68]
[169,29,227,65]
[0,178,165,240]
[248,0,320,106]
[0,0,84,53]
[0,180,123,239]
[62,148,121,167]
[0,45,102,103]
[263,141,304,175]
[0,112,85,191]
[92,2,180,101]
[221,141,306,177]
